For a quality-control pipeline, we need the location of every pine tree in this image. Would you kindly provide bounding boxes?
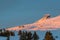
[10,31,15,36]
[0,29,15,40]
[18,30,22,40]
[24,31,28,40]
[44,31,55,40]
[0,29,2,33]
[27,31,32,40]
[20,31,27,40]
[18,30,22,35]
[4,30,10,40]
[5,30,15,40]
[32,31,39,40]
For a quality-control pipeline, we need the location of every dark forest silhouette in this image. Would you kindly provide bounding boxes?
[0,29,15,40]
[0,29,58,40]
[18,30,39,40]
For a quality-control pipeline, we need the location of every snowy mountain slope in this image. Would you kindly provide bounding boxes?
[6,14,60,31]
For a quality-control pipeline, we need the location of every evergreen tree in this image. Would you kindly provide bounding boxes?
[0,29,10,40]
[27,31,32,40]
[0,29,2,33]
[0,29,15,40]
[18,30,22,35]
[19,31,32,40]
[25,31,28,36]
[20,31,27,40]
[32,31,39,40]
[24,31,28,40]
[5,30,15,40]
[10,31,15,36]
[44,31,55,40]
[18,30,22,40]
[4,30,10,40]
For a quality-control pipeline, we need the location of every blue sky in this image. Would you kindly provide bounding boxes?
[0,0,60,40]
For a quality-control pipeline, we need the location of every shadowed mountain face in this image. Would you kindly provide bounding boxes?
[6,14,60,31]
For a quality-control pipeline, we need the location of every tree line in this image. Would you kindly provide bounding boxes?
[0,29,57,40]
[18,30,39,40]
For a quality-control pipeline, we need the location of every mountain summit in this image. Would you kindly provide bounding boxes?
[6,14,60,31]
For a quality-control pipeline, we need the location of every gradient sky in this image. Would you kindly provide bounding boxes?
[0,0,60,40]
